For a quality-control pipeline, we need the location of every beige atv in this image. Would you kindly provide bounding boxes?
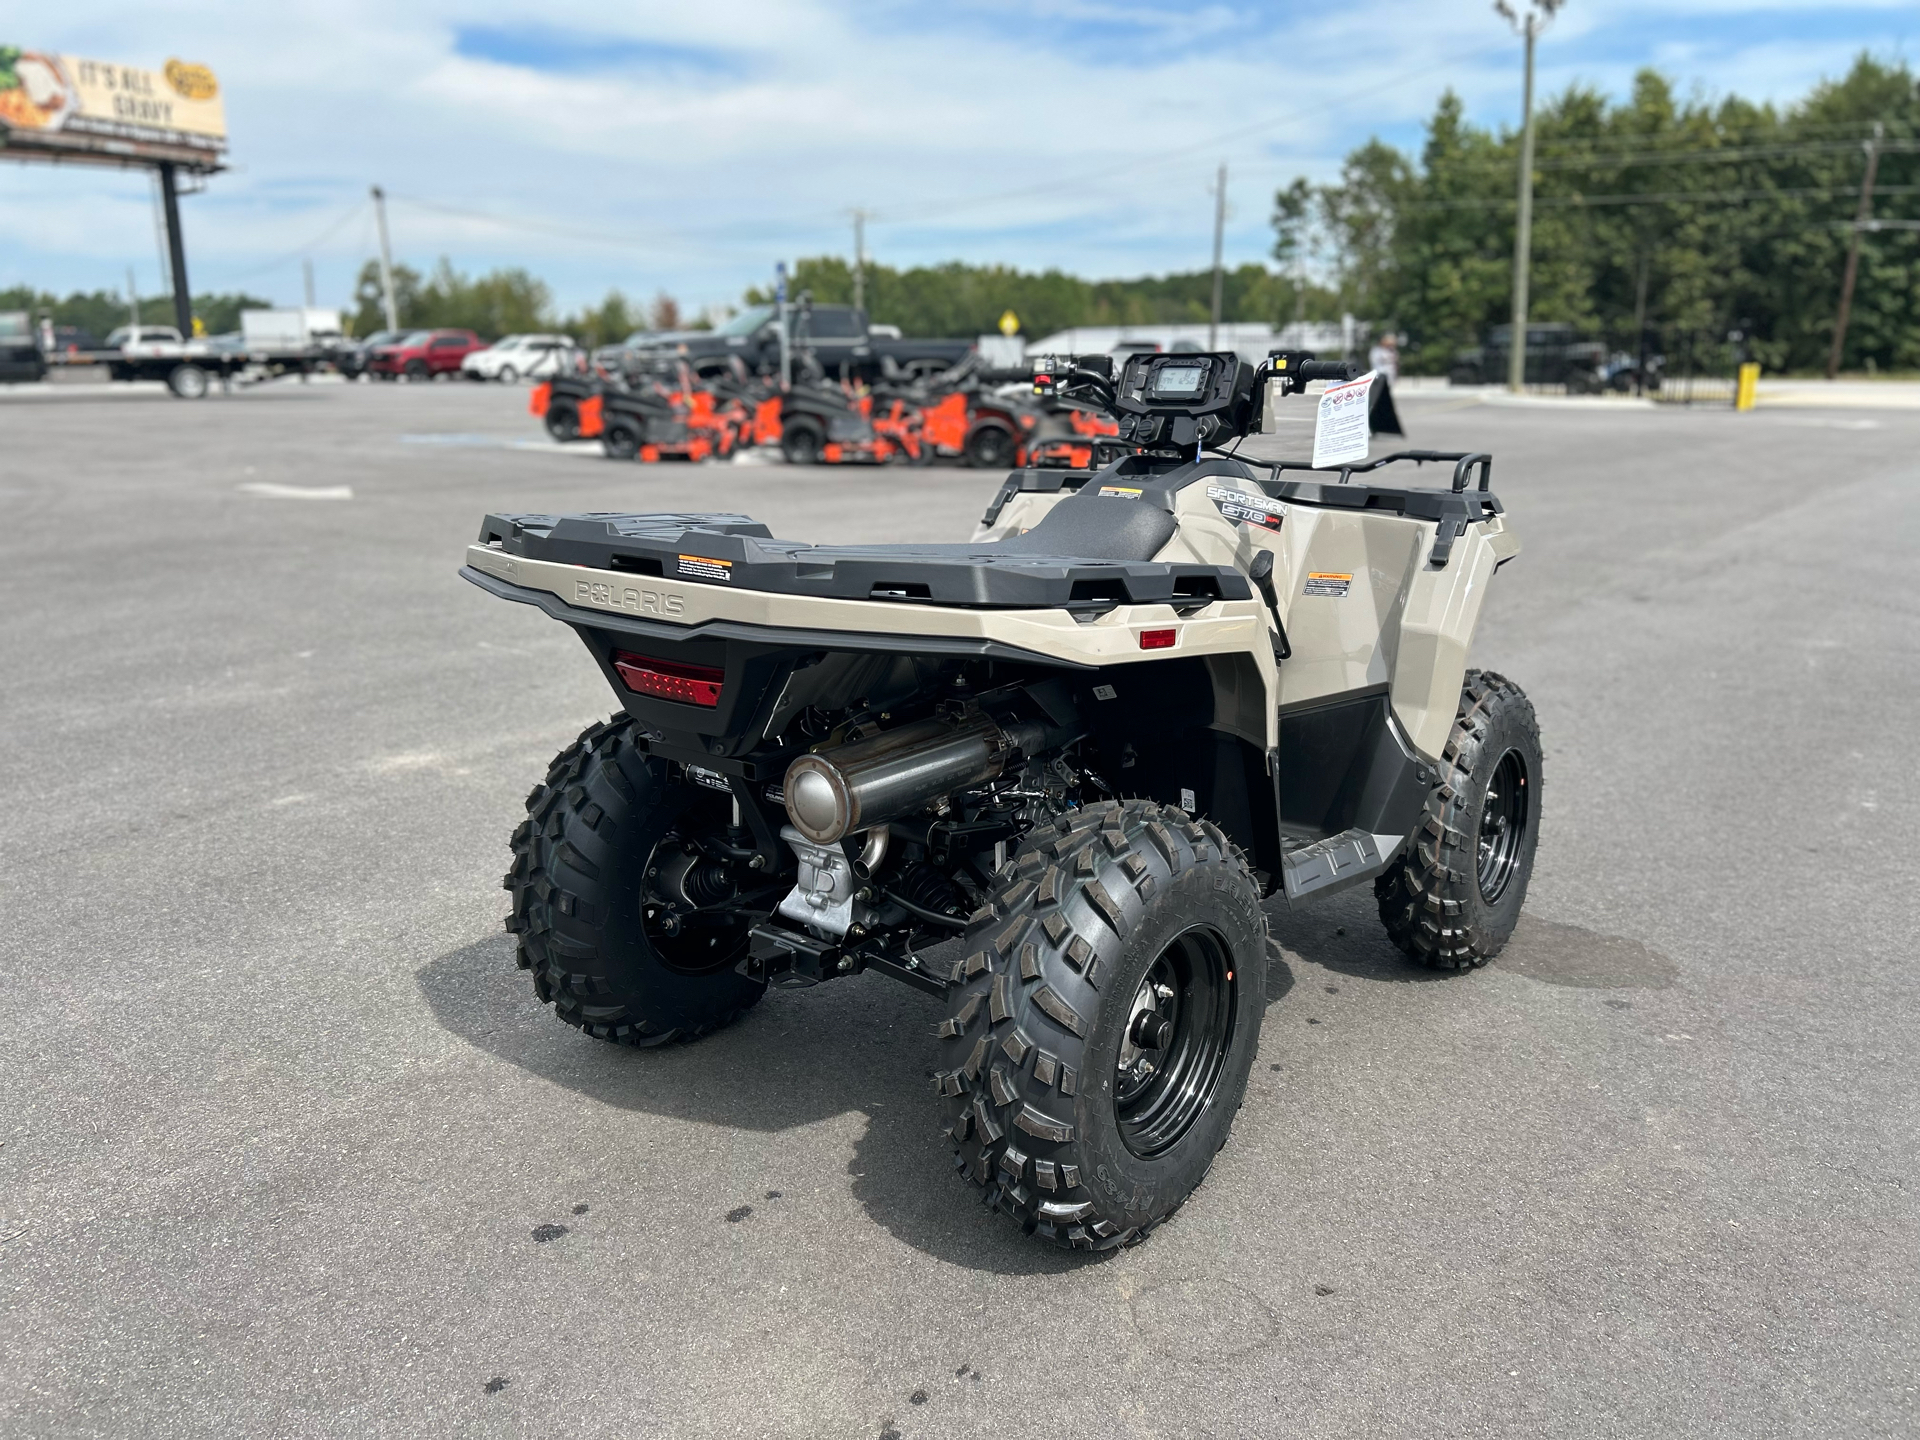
[465,349,1541,1250]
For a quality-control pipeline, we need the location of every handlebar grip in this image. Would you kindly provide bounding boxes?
[1297,360,1361,383]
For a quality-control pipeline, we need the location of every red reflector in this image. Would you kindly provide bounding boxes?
[611,651,724,707]
[1139,629,1177,650]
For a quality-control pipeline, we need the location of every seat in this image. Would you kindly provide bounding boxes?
[992,488,1177,563]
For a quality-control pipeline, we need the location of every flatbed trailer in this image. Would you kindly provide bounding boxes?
[45,340,340,398]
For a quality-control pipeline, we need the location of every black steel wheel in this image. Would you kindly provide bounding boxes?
[1113,928,1238,1160]
[545,404,581,442]
[1375,670,1542,970]
[935,799,1267,1250]
[1476,748,1531,903]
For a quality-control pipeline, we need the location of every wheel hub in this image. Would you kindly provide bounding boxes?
[1112,928,1238,1160]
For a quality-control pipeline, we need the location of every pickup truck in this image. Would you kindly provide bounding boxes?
[636,303,973,381]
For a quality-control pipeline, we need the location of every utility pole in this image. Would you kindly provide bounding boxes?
[303,259,316,309]
[851,208,869,317]
[126,267,140,331]
[1209,163,1227,350]
[1827,122,1884,380]
[370,185,399,333]
[1496,0,1560,392]
[775,260,791,391]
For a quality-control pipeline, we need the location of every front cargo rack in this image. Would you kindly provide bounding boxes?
[1246,450,1500,569]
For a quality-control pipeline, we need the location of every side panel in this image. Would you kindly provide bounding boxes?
[1387,518,1511,761]
[1184,477,1514,764]
[1271,509,1422,712]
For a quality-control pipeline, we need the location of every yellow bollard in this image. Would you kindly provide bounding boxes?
[1735,361,1760,411]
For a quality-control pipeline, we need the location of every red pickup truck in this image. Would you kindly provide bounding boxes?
[366,329,485,381]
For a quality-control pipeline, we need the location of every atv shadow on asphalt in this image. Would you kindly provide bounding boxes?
[417,931,1092,1274]
[1264,887,1461,983]
[417,929,1303,1274]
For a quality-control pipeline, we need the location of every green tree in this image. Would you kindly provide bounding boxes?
[1281,54,1919,373]
[351,260,422,336]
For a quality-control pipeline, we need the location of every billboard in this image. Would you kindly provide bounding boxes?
[0,47,226,164]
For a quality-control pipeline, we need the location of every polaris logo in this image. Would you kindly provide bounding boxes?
[575,579,687,616]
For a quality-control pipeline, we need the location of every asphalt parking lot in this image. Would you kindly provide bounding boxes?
[3,377,1916,1438]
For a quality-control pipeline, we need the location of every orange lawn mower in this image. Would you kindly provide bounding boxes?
[530,370,608,442]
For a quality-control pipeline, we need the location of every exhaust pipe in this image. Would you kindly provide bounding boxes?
[783,713,1042,845]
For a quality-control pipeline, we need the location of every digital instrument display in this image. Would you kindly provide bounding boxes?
[1150,362,1208,397]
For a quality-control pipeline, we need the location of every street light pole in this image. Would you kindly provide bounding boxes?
[371,185,399,333]
[1827,122,1884,380]
[1209,162,1227,351]
[1496,0,1561,393]
[851,208,869,317]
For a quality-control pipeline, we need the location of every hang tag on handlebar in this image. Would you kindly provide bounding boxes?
[1310,370,1377,469]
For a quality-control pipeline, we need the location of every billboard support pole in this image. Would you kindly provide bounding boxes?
[158,162,193,336]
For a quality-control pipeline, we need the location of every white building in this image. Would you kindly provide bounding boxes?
[1027,317,1364,365]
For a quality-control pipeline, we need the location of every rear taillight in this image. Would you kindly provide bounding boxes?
[611,652,724,707]
[1139,629,1176,650]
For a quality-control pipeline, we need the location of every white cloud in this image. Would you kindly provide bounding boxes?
[0,0,1904,313]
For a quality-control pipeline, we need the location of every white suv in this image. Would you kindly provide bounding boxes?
[461,334,578,383]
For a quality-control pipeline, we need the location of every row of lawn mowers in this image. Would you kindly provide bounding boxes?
[530,351,1122,468]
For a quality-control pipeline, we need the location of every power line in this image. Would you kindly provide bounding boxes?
[222,199,369,281]
[876,38,1514,225]
[1417,136,1920,175]
[1397,183,1920,212]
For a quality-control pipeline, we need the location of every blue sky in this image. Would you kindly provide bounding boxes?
[1,1,1910,320]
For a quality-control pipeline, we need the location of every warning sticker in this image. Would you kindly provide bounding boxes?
[1304,571,1352,598]
[678,554,733,583]
[1097,486,1143,500]
[1206,484,1286,531]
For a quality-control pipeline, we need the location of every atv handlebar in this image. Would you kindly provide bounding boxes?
[1263,351,1362,395]
[1295,359,1360,383]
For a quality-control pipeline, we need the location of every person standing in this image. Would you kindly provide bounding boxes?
[1368,332,1400,382]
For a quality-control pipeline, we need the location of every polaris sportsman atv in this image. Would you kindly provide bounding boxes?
[465,349,1541,1250]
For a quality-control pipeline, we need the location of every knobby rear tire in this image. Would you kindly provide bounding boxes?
[934,799,1268,1250]
[503,715,766,1046]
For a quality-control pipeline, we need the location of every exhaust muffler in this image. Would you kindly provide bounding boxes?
[783,712,1042,845]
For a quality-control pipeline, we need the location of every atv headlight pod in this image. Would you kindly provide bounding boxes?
[611,651,724,707]
[783,713,1037,845]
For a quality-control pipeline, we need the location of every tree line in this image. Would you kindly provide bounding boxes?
[7,56,1908,371]
[1285,55,1918,374]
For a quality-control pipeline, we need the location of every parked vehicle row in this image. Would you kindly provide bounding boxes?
[630,300,974,382]
[4,296,978,398]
